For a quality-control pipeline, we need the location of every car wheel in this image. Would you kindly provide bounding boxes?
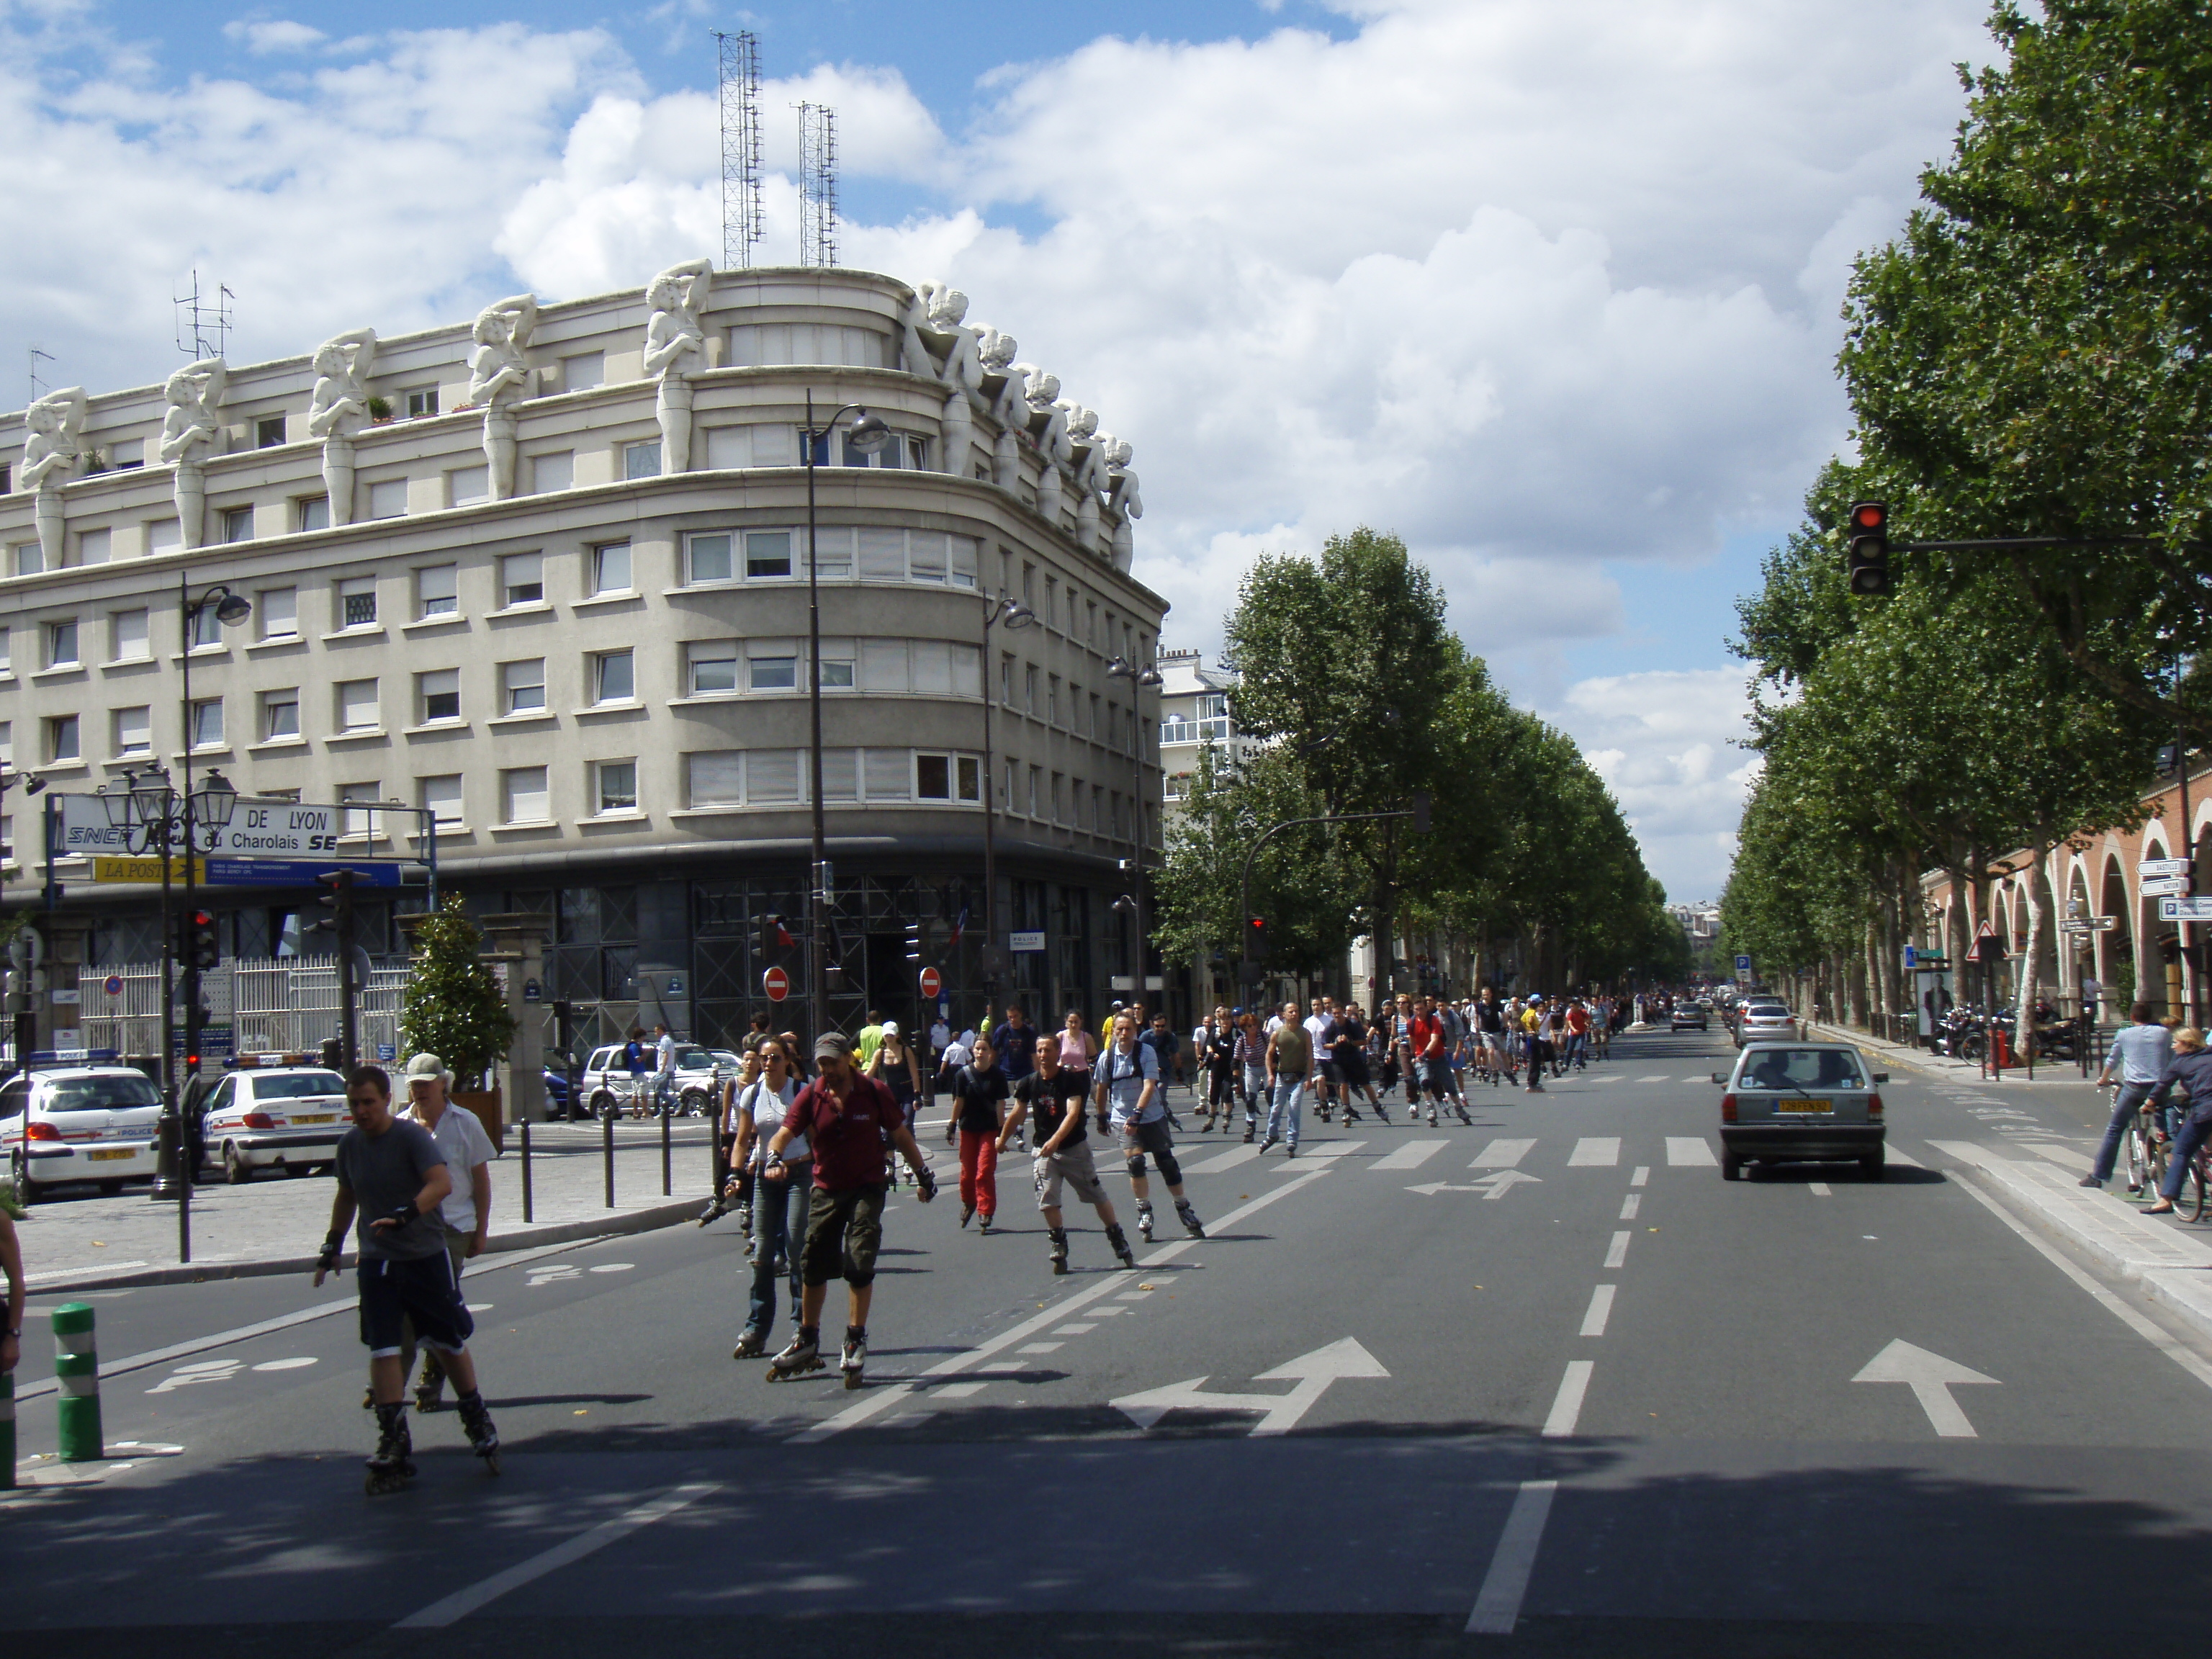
[11,1154,35,1206]
[1721,1153,1742,1182]
[224,1142,255,1184]
[680,1088,710,1118]
[589,1091,614,1120]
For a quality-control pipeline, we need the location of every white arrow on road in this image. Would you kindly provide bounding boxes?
[1406,1170,1545,1200]
[1851,1339,2000,1437]
[1110,1337,1389,1436]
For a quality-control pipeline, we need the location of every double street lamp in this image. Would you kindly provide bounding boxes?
[979,593,1034,1010]
[1105,655,1161,1000]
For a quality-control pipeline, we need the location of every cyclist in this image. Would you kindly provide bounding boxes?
[2084,1002,2174,1192]
[2142,1027,2212,1215]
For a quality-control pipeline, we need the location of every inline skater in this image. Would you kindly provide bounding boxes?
[1304,997,1340,1124]
[1096,1012,1204,1240]
[947,1033,1011,1233]
[1261,999,1313,1156]
[1236,1010,1269,1142]
[396,1054,494,1414]
[867,1020,925,1185]
[1335,1002,1389,1123]
[1002,1035,1137,1272]
[730,1040,805,1359]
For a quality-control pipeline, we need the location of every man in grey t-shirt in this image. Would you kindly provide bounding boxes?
[2086,1002,2176,1191]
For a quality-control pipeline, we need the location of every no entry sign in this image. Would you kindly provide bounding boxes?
[919,966,942,999]
[763,966,791,1002]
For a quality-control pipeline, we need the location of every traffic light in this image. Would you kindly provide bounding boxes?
[184,908,220,971]
[903,920,922,963]
[315,868,356,935]
[1245,916,1271,962]
[1845,500,1890,596]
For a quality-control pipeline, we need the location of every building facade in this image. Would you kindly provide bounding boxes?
[1,266,1166,1053]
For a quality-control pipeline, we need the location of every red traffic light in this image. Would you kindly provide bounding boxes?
[189,909,213,927]
[1850,501,1886,531]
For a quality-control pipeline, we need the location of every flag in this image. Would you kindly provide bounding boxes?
[775,917,796,948]
[950,906,968,948]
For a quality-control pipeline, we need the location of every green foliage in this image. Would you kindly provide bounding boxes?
[397,898,516,1088]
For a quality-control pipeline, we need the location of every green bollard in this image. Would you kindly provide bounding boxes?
[52,1303,101,1463]
[1,1366,14,1489]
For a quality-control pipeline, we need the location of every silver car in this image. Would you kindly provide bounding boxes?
[1714,1042,1889,1181]
[1735,1002,1797,1047]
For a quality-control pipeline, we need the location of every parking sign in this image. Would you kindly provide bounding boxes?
[1735,953,1752,977]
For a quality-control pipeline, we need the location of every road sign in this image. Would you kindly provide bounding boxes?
[2059,915,2117,932]
[92,856,202,884]
[376,1043,396,1063]
[918,966,942,999]
[1902,945,1917,969]
[102,974,124,997]
[1852,1339,1997,1438]
[1734,954,1752,976]
[763,966,791,1003]
[1110,1337,1389,1436]
[522,978,541,1004]
[171,1025,234,1058]
[2141,857,2191,878]
[2141,876,2193,898]
[204,858,404,888]
[2162,896,2212,922]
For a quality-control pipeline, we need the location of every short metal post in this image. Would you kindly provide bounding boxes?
[660,1107,672,1197]
[52,1303,100,1462]
[518,1120,534,1224]
[602,1110,615,1210]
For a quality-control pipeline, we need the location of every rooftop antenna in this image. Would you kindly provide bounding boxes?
[714,30,764,270]
[28,346,54,403]
[174,269,235,361]
[796,101,837,268]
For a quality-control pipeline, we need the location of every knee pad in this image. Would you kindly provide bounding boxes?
[1125,1153,1148,1182]
[1154,1148,1182,1187]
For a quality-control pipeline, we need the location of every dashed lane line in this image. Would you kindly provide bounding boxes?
[1542,1359,1594,1437]
[1579,1285,1616,1338]
[1603,1231,1631,1269]
[1466,1480,1559,1636]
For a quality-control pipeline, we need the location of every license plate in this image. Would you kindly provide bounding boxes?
[293,1114,337,1125]
[1776,1098,1832,1114]
[86,1148,135,1161]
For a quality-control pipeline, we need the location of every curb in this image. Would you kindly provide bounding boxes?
[23,1197,706,1295]
[1804,1022,2092,1087]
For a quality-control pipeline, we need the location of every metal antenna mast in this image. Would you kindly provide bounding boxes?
[173,270,235,360]
[796,102,838,268]
[28,346,53,403]
[714,30,763,269]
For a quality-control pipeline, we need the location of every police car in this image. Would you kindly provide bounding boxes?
[0,1058,165,1200]
[197,1061,351,1183]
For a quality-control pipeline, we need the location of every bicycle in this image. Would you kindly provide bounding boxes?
[2125,1090,2167,1197]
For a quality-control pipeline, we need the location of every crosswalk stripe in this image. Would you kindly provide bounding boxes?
[1371,1139,1450,1172]
[1184,1143,1259,1176]
[1300,1140,1367,1161]
[1637,1075,1670,1083]
[1665,1136,1717,1166]
[1472,1138,1537,1169]
[1568,1138,1620,1166]
[1592,1074,1627,1085]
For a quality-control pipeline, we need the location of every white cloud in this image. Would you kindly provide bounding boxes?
[222,19,327,55]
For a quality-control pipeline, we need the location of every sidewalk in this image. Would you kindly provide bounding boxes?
[1808,1020,2097,1087]
[15,1118,729,1293]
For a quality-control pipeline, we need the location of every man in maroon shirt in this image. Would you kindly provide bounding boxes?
[760,1032,937,1388]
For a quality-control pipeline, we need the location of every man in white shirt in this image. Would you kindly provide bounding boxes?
[652,1022,678,1115]
[400,1052,496,1411]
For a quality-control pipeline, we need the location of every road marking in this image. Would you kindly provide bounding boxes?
[1183,1143,1261,1175]
[1052,1324,1096,1335]
[932,1382,988,1399]
[1630,1166,1649,1187]
[1466,1480,1558,1635]
[1851,1339,1997,1437]
[395,1482,719,1627]
[1593,1074,1627,1084]
[1371,1138,1450,1172]
[1809,1181,1833,1196]
[1111,1336,1389,1435]
[1472,1138,1537,1168]
[1637,1075,1670,1082]
[1665,1137,1717,1166]
[1579,1285,1616,1337]
[1619,1195,1640,1220]
[1018,1342,1064,1354]
[1298,1140,1367,1162]
[1603,1231,1630,1269]
[1569,1138,1620,1166]
[1542,1360,1594,1437]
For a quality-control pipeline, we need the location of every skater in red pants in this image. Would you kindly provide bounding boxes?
[946,1034,1010,1233]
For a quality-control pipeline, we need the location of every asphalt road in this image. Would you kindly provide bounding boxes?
[9,1027,2212,1658]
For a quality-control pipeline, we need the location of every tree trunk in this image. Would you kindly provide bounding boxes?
[2014,842,2053,1059]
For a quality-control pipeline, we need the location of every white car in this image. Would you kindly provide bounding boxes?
[0,1064,165,1199]
[198,1065,351,1182]
[578,1042,724,1118]
[1735,1003,1797,1048]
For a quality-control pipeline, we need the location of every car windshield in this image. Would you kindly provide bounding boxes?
[45,1074,162,1111]
[675,1048,714,1069]
[1739,1048,1866,1090]
[253,1072,348,1100]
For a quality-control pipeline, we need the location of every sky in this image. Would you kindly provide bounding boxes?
[0,0,2002,901]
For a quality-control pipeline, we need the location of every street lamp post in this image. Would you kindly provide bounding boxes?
[0,767,48,1071]
[979,593,1033,1017]
[1105,655,1161,1002]
[801,395,889,1046]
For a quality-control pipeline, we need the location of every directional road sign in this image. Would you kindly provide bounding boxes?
[2059,915,2117,932]
[204,858,404,888]
[1110,1337,1388,1436]
[1852,1339,1998,1438]
[2141,857,2191,878]
[2162,896,2212,922]
[2141,875,2193,898]
[1407,1169,1544,1200]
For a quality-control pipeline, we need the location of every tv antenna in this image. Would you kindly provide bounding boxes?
[714,30,764,270]
[796,102,837,268]
[174,269,235,360]
[28,346,54,403]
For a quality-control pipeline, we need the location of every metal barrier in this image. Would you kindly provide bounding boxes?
[78,955,408,1064]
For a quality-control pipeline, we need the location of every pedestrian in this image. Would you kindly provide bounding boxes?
[935,1025,973,1094]
[1261,999,1312,1155]
[623,1025,650,1117]
[396,1054,495,1413]
[867,1020,925,1182]
[947,1033,1011,1232]
[1521,998,1547,1093]
[2084,1001,2175,1191]
[315,1064,498,1493]
[730,1040,806,1357]
[1304,998,1339,1124]
[1059,1008,1098,1081]
[2141,1028,2212,1215]
[1200,1008,1238,1130]
[1142,1013,1184,1105]
[857,1009,886,1073]
[760,1033,938,1388]
[1002,1035,1137,1273]
[652,1021,678,1115]
[1096,1011,1205,1241]
[0,1191,23,1383]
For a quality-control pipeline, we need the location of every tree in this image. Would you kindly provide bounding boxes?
[397,898,516,1089]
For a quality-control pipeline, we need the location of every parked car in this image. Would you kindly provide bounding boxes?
[1714,1042,1889,1181]
[198,1065,351,1183]
[577,1042,724,1118]
[0,1064,165,1200]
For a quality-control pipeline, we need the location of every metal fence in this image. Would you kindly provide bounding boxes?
[76,955,409,1064]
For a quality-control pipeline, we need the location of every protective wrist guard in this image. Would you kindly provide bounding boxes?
[914,1166,938,1200]
[317,1233,343,1270]
[382,1202,418,1227]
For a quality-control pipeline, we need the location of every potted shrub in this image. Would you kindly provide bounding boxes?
[367,395,394,424]
[397,897,517,1147]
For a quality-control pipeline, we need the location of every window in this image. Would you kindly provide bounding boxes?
[0,627,9,673]
[594,760,637,815]
[703,424,799,469]
[1022,562,1037,608]
[686,534,733,584]
[187,603,222,649]
[405,387,439,420]
[295,495,330,533]
[592,649,634,704]
[591,542,632,595]
[11,542,39,577]
[1028,765,1043,818]
[45,619,78,668]
[258,587,297,640]
[950,537,978,588]
[188,698,222,749]
[447,467,488,507]
[808,526,853,580]
[859,527,905,580]
[0,721,10,765]
[1025,665,1039,715]
[220,505,254,544]
[915,753,982,803]
[1048,675,1060,726]
[112,706,150,756]
[864,747,910,802]
[819,647,855,689]
[725,323,887,369]
[256,416,287,449]
[819,747,857,800]
[110,610,149,662]
[500,552,544,608]
[339,577,377,629]
[421,773,463,828]
[912,639,953,695]
[110,439,143,469]
[749,748,801,804]
[748,652,796,691]
[530,451,573,494]
[337,679,379,732]
[502,766,549,824]
[77,528,110,565]
[47,714,78,763]
[501,659,545,715]
[745,531,791,579]
[1052,773,1066,824]
[687,750,742,807]
[418,669,461,724]
[417,564,458,619]
[681,641,736,696]
[367,480,408,521]
[147,519,180,554]
[261,688,300,741]
[560,352,603,392]
[338,782,380,838]
[624,441,661,480]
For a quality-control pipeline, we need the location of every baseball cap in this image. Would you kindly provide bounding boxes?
[813,1032,853,1061]
[881,1020,900,1036]
[404,1053,451,1084]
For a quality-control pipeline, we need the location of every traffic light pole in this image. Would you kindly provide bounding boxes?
[320,869,360,1068]
[1238,803,1426,993]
